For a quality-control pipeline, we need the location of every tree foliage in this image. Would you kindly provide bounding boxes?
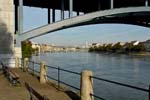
[89,42,146,53]
[21,41,34,58]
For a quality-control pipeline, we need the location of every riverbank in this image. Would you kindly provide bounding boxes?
[129,52,150,56]
[89,51,150,56]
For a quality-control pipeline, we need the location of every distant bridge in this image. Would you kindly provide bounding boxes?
[14,0,150,40]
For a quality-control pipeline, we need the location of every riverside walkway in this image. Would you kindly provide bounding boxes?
[0,68,73,100]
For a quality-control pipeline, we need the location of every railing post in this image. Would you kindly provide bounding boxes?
[15,57,19,68]
[58,67,60,89]
[148,85,150,100]
[40,61,47,84]
[23,58,29,72]
[33,61,35,76]
[81,70,94,100]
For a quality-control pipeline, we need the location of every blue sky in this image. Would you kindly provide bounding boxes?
[23,7,150,46]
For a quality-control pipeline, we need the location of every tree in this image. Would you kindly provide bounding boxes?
[21,41,34,58]
[112,42,122,52]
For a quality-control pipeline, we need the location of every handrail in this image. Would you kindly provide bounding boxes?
[90,93,105,100]
[46,65,81,91]
[47,75,58,82]
[59,68,81,75]
[59,80,80,90]
[47,65,58,69]
[91,76,149,92]
[23,59,150,100]
[29,61,40,65]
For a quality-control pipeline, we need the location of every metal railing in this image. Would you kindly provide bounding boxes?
[28,60,81,92]
[46,65,81,91]
[91,76,150,100]
[28,60,40,75]
[21,59,150,100]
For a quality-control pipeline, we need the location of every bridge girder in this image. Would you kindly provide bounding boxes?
[19,7,150,41]
[14,0,149,13]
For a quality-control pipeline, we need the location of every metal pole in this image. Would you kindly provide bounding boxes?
[110,0,114,9]
[58,67,60,90]
[148,85,150,100]
[69,0,73,18]
[33,61,34,76]
[18,0,23,34]
[52,9,55,22]
[98,1,101,10]
[145,0,148,6]
[77,12,80,16]
[15,4,18,34]
[48,9,51,24]
[61,0,64,20]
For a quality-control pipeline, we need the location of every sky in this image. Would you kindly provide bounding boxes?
[23,7,150,46]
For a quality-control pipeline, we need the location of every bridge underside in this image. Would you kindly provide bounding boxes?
[14,0,150,36]
[14,0,149,13]
[78,12,150,27]
[20,7,150,41]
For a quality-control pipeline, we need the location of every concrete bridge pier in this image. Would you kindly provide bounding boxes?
[0,0,16,67]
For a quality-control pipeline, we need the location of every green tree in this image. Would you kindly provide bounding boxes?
[21,41,34,58]
[112,42,122,52]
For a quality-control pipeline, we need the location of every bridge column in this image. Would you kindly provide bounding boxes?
[110,0,114,9]
[15,5,18,34]
[145,0,148,6]
[52,9,55,23]
[48,9,51,24]
[69,0,73,18]
[98,2,101,10]
[77,12,80,16]
[18,0,23,34]
[61,0,65,20]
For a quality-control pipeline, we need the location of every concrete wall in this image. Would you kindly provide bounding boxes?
[0,0,15,67]
[0,0,14,54]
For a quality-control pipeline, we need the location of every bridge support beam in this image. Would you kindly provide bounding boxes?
[15,5,18,34]
[110,0,114,9]
[48,9,51,24]
[52,9,55,23]
[18,0,23,34]
[61,0,65,20]
[77,12,80,16]
[145,0,149,6]
[69,0,73,18]
[98,1,101,10]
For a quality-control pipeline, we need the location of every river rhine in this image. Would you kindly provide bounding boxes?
[31,52,150,100]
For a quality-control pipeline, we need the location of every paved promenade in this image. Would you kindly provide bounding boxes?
[0,68,76,100]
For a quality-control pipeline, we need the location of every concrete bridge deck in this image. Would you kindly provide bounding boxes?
[0,68,75,100]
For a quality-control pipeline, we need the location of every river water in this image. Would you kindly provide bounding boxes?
[32,52,150,100]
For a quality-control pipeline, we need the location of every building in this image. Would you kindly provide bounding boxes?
[142,40,150,51]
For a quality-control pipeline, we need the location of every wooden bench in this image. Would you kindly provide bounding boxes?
[8,71,20,85]
[25,82,49,100]
[1,63,10,77]
[1,62,20,86]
